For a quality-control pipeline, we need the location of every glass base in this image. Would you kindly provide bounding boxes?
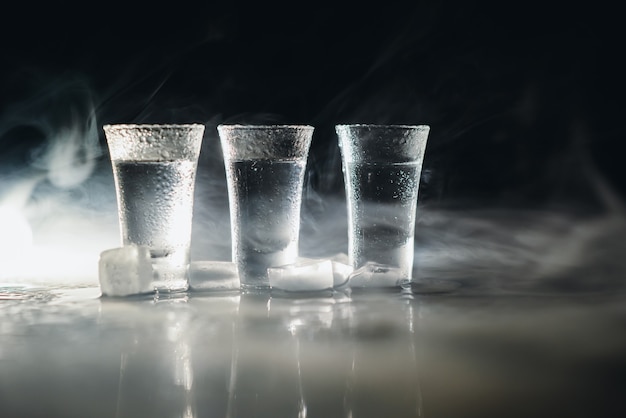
[152,278,189,294]
[240,282,271,294]
[151,260,189,294]
[349,285,406,294]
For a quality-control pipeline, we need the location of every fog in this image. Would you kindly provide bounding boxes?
[1,90,623,294]
[0,2,623,292]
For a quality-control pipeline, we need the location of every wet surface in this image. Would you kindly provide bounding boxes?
[1,282,625,418]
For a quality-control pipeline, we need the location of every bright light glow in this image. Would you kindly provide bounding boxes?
[0,206,34,280]
[25,246,101,284]
[0,205,114,285]
[0,206,33,251]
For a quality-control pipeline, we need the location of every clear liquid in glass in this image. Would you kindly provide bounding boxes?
[226,159,306,289]
[344,161,420,284]
[112,159,197,292]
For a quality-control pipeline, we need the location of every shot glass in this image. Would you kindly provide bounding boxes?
[103,124,205,293]
[336,124,430,288]
[217,125,314,290]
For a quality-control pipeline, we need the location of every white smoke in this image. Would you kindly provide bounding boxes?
[31,110,100,189]
[0,78,115,283]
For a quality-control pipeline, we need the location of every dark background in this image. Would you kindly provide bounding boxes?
[1,0,624,213]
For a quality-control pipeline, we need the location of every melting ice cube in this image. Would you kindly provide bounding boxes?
[348,262,403,288]
[98,245,153,297]
[268,258,334,292]
[330,253,353,287]
[189,261,240,292]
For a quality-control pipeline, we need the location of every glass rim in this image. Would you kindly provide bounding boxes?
[335,123,429,130]
[217,124,314,130]
[103,123,205,130]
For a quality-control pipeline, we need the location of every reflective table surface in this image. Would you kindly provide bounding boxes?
[1,281,625,418]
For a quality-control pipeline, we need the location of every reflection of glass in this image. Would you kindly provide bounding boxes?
[343,294,424,417]
[279,296,352,417]
[217,125,314,290]
[226,294,349,417]
[336,124,430,288]
[102,294,241,418]
[103,124,205,293]
[227,294,303,417]
[103,298,198,418]
[404,296,425,417]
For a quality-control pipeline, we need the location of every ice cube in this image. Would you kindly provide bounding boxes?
[348,262,403,288]
[189,261,240,292]
[98,245,154,297]
[330,253,353,287]
[268,258,334,292]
